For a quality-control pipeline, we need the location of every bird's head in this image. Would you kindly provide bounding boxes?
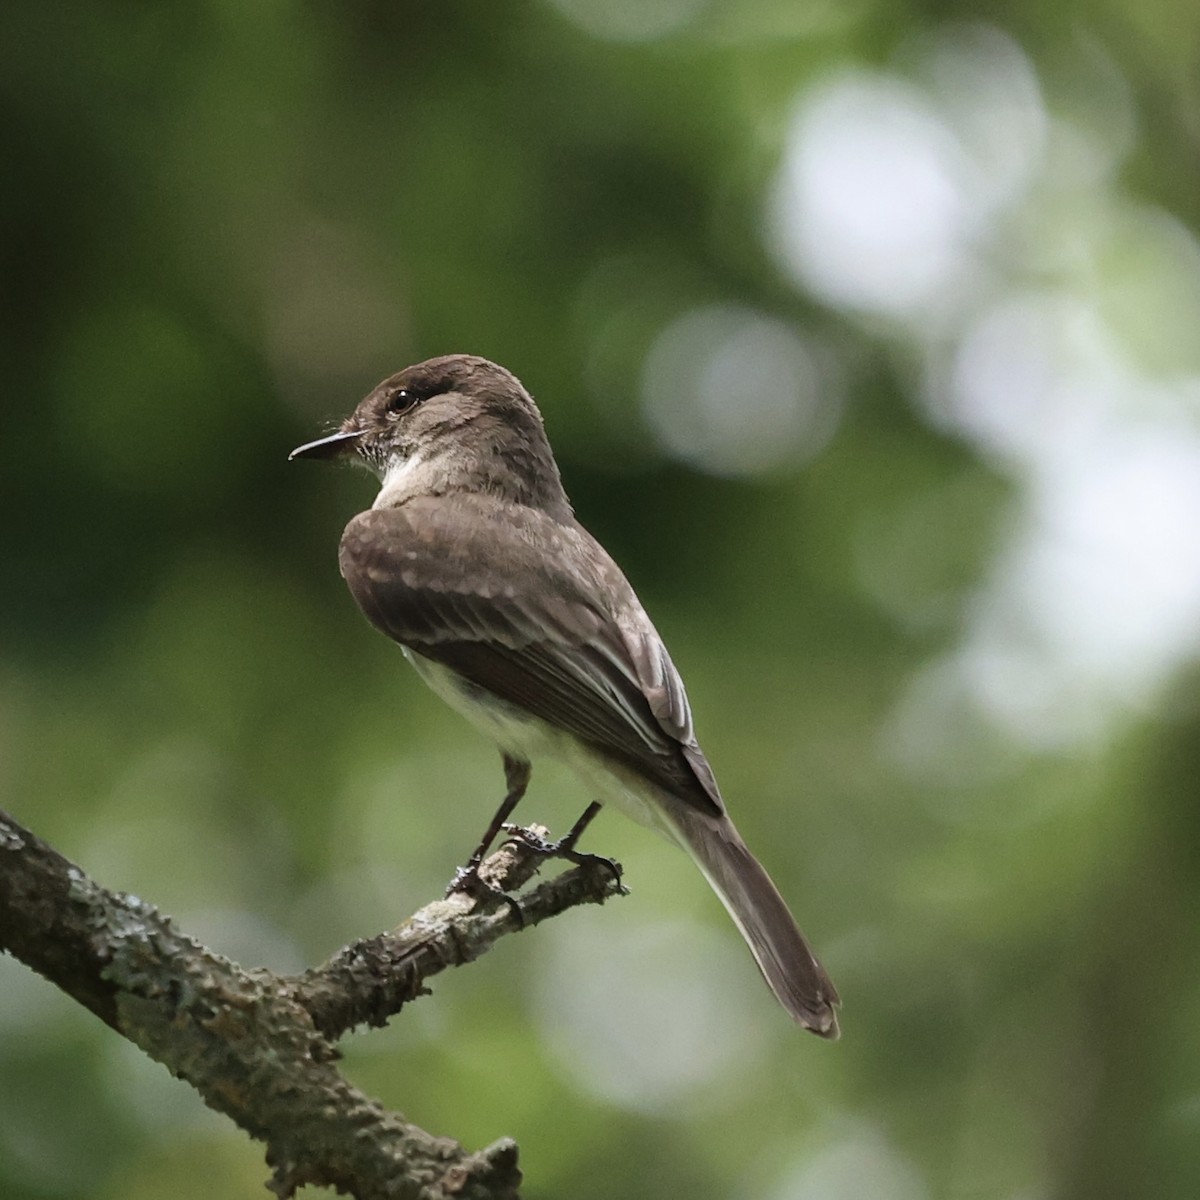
[290,354,570,517]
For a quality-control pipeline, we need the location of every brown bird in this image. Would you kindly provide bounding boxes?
[291,354,840,1036]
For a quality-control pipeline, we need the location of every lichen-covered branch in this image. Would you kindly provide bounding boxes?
[293,836,625,1041]
[0,808,625,1199]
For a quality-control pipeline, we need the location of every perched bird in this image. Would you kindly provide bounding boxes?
[291,354,840,1036]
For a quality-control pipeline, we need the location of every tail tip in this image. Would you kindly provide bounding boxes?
[805,1006,841,1040]
[792,992,841,1039]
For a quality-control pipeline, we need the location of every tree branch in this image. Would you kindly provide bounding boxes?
[0,808,625,1199]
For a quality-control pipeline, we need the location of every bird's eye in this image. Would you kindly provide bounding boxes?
[388,388,418,414]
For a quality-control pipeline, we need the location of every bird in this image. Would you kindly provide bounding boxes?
[290,354,840,1037]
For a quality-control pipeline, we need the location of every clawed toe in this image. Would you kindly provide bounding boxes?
[445,862,525,925]
[500,822,623,885]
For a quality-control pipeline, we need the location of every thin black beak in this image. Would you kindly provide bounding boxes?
[288,429,362,461]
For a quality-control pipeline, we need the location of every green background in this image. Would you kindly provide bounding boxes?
[3,2,1200,1197]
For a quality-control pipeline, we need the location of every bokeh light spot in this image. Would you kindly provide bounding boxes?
[767,72,974,316]
[534,917,768,1112]
[770,1125,930,1200]
[641,304,839,476]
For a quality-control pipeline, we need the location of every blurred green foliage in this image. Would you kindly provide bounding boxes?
[3,2,1200,1198]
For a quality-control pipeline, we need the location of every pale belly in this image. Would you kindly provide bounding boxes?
[402,647,677,840]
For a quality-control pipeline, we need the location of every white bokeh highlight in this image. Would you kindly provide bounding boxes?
[641,305,840,477]
[767,73,978,317]
[766,24,1200,758]
[768,1124,931,1200]
[533,917,769,1111]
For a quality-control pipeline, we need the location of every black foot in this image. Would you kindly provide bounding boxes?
[445,862,525,926]
[500,822,624,886]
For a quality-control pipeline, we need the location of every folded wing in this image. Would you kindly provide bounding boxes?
[338,496,723,817]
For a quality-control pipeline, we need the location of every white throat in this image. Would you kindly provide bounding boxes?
[372,452,432,509]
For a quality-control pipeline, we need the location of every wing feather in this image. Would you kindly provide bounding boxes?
[339,496,723,815]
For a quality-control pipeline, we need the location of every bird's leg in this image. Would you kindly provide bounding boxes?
[446,755,531,911]
[502,801,623,885]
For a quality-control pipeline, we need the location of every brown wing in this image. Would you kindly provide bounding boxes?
[338,494,723,817]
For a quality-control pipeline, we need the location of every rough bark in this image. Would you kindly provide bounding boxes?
[0,808,625,1199]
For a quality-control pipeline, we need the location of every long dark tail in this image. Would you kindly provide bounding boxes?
[668,806,840,1037]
